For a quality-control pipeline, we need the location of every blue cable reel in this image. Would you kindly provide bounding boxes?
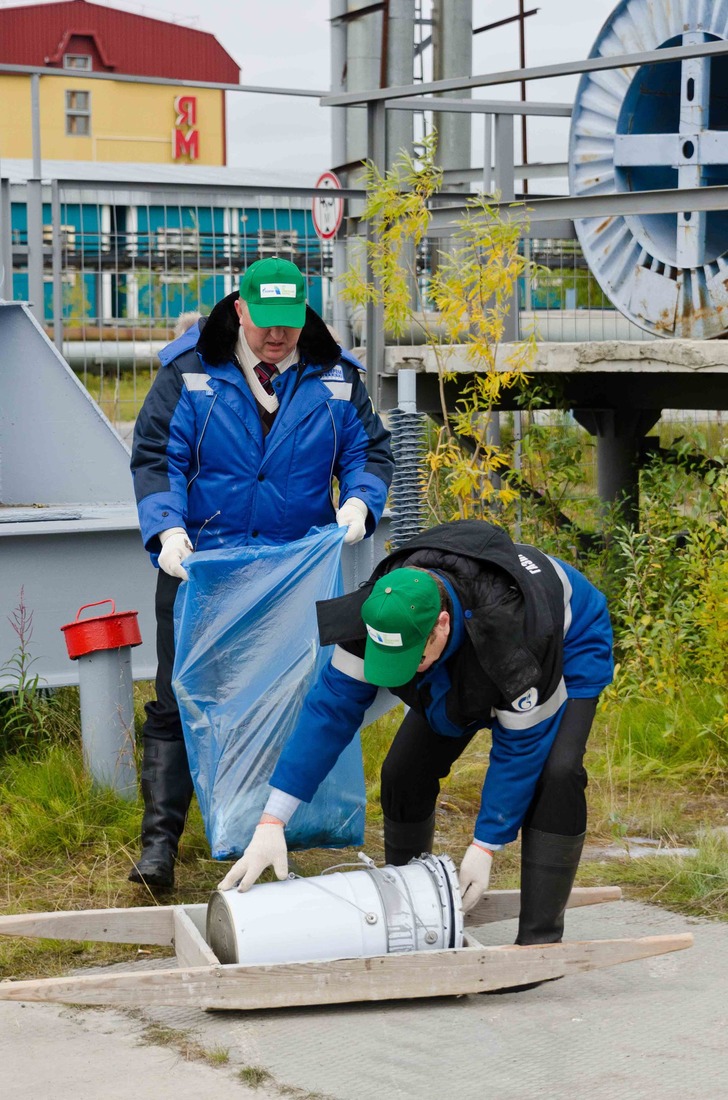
[569,0,728,339]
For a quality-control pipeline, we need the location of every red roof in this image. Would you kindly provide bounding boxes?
[0,0,240,83]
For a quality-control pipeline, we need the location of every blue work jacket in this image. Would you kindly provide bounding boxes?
[131,304,393,559]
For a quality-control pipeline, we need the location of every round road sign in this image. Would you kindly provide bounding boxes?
[312,171,344,241]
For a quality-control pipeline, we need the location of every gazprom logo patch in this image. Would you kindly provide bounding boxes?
[512,687,538,712]
[366,624,403,647]
[260,282,297,298]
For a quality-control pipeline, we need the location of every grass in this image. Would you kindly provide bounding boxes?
[137,1021,230,1066]
[76,369,156,424]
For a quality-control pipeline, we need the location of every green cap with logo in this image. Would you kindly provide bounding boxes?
[361,568,441,687]
[240,257,306,329]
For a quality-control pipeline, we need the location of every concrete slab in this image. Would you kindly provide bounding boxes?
[0,999,274,1100]
[3,898,724,1100]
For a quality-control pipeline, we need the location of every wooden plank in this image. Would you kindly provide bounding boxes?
[464,885,622,927]
[0,906,176,946]
[181,904,208,939]
[173,908,219,969]
[0,934,692,1010]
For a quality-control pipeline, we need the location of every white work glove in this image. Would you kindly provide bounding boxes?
[458,841,494,913]
[217,821,289,893]
[336,496,368,545]
[158,527,193,581]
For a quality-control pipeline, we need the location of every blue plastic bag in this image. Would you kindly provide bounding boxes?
[172,526,366,859]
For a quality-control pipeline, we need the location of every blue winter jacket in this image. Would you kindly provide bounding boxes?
[270,521,614,849]
[131,295,393,559]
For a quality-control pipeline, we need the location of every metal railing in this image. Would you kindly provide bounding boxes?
[2,36,728,434]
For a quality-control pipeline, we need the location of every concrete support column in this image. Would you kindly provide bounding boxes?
[574,408,661,527]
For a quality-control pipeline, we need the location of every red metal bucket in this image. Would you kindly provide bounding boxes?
[61,599,142,660]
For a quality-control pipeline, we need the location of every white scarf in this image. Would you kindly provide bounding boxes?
[235,330,299,414]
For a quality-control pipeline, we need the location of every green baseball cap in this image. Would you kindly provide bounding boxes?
[240,257,306,328]
[362,568,441,687]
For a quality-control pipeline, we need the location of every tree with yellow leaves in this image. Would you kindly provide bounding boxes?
[341,131,539,522]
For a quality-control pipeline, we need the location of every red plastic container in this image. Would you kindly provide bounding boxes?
[61,600,142,660]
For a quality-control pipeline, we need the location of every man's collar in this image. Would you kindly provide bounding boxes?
[235,329,298,374]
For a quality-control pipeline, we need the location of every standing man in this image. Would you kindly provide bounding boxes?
[219,519,614,947]
[129,257,393,888]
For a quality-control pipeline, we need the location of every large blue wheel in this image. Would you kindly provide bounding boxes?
[569,0,728,339]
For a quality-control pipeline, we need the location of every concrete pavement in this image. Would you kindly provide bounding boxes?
[2,898,725,1100]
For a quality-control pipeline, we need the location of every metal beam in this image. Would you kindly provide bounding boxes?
[474,9,539,35]
[331,1,386,23]
[322,38,728,106]
[365,99,387,404]
[427,184,728,236]
[0,177,12,300]
[442,162,568,181]
[0,62,326,98]
[385,96,572,116]
[26,74,44,323]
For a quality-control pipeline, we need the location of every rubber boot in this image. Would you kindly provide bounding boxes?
[383,812,436,866]
[516,828,586,945]
[483,829,587,995]
[128,737,194,889]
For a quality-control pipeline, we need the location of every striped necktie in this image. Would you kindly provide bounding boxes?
[253,361,278,396]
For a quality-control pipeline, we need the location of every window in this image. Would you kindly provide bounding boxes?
[63,54,92,71]
[65,90,91,136]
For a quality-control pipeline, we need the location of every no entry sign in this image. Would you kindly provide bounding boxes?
[312,171,344,240]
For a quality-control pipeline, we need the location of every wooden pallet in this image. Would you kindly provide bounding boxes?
[0,886,692,1010]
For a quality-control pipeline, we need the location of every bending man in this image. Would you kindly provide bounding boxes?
[219,519,613,943]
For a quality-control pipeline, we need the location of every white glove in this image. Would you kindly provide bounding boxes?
[336,497,368,545]
[217,821,289,893]
[458,842,494,913]
[158,527,193,581]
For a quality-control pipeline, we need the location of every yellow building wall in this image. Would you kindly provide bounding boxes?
[0,76,34,159]
[0,76,225,165]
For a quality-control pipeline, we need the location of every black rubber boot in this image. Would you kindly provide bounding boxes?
[516,828,586,945]
[128,737,194,889]
[383,811,436,865]
[486,829,586,995]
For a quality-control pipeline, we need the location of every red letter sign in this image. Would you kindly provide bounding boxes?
[173,95,199,161]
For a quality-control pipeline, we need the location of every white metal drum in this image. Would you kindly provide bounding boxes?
[207,852,463,966]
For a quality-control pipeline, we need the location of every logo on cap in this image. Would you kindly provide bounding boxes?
[365,625,404,647]
[260,283,297,299]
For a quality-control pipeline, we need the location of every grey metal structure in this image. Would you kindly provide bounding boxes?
[77,645,137,798]
[324,28,728,522]
[0,301,157,689]
[0,300,392,696]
